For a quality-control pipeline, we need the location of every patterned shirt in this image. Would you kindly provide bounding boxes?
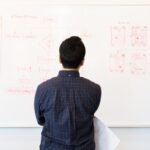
[34,70,101,150]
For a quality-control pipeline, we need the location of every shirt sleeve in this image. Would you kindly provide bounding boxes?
[34,85,45,126]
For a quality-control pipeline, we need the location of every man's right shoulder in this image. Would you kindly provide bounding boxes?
[80,77,101,91]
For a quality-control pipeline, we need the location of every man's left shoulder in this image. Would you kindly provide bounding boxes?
[37,77,57,90]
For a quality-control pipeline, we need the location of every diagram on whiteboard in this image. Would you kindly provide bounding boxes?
[0,5,150,127]
[109,23,150,75]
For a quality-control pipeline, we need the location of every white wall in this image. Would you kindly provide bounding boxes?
[0,127,150,150]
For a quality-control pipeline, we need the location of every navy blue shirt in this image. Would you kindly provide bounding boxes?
[34,70,101,150]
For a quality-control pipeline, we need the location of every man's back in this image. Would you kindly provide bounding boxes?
[34,70,101,150]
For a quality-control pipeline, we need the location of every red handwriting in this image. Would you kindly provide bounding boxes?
[7,87,34,95]
[17,65,33,73]
[5,16,55,39]
[11,15,38,19]
[17,77,32,85]
[5,31,36,39]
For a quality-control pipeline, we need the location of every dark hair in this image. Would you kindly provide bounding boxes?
[59,36,86,68]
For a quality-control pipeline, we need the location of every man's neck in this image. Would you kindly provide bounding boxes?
[62,68,79,71]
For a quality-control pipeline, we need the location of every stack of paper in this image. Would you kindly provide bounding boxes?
[94,117,120,150]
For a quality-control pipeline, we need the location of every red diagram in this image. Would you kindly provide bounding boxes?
[111,26,126,47]
[39,35,55,50]
[131,26,148,47]
[37,56,52,82]
[109,51,126,73]
[129,52,147,75]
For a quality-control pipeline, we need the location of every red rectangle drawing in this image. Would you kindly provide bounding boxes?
[131,26,148,47]
[109,51,126,73]
[111,25,126,47]
[129,52,147,75]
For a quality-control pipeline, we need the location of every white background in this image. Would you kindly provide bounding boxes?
[0,3,150,127]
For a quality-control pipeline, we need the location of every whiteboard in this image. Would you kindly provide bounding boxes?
[0,4,150,127]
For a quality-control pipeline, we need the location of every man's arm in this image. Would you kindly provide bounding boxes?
[94,85,102,112]
[34,85,45,126]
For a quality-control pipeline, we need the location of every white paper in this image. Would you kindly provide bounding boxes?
[94,117,120,150]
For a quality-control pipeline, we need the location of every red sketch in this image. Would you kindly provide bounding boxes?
[109,51,126,73]
[5,31,35,39]
[81,32,92,39]
[37,56,52,81]
[5,15,49,39]
[11,15,38,19]
[5,16,37,39]
[38,61,51,80]
[37,57,51,64]
[17,65,33,73]
[17,77,31,85]
[39,35,55,49]
[7,86,34,95]
[131,26,148,47]
[129,52,147,75]
[42,16,54,25]
[111,26,126,47]
[38,64,52,82]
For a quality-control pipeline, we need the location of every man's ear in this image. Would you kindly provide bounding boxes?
[80,59,84,66]
[59,56,62,64]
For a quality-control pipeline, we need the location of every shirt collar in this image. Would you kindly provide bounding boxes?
[58,70,80,77]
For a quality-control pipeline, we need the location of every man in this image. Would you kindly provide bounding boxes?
[34,36,101,150]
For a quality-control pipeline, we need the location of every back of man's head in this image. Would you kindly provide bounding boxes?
[59,36,86,69]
